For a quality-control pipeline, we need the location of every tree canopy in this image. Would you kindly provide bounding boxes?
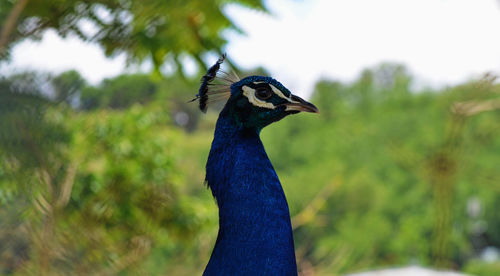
[0,0,267,73]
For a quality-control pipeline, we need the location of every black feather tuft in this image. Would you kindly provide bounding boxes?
[197,54,226,113]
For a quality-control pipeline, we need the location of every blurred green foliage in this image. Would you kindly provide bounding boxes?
[0,72,216,274]
[52,70,86,105]
[0,0,266,72]
[1,64,499,275]
[464,260,500,276]
[2,1,500,275]
[262,67,500,275]
[81,74,157,110]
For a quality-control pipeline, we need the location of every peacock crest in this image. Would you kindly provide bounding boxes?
[190,54,240,113]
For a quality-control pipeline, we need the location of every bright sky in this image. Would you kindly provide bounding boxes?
[4,0,500,97]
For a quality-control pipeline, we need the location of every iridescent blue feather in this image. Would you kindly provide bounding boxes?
[196,56,318,276]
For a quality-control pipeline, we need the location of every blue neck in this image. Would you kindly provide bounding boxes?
[203,112,297,276]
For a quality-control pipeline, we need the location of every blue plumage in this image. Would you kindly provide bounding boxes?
[197,57,318,275]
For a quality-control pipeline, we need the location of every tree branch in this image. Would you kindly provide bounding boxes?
[452,98,500,116]
[56,163,77,208]
[0,0,29,56]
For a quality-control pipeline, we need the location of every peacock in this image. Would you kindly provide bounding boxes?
[192,55,318,275]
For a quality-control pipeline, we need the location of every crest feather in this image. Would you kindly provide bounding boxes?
[191,54,239,113]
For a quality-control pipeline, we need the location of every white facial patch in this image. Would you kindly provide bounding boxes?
[242,86,276,109]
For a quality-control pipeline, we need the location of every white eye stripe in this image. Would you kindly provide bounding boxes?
[242,86,275,109]
[243,82,299,108]
[269,85,289,101]
[269,84,300,103]
[252,81,298,103]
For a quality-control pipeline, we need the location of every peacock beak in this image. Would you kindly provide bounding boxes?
[284,95,319,113]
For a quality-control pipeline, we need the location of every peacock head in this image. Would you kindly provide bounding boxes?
[193,55,319,130]
[225,76,318,129]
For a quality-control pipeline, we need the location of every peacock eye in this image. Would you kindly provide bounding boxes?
[255,87,272,100]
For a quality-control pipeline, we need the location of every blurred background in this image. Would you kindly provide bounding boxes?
[1,0,500,275]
